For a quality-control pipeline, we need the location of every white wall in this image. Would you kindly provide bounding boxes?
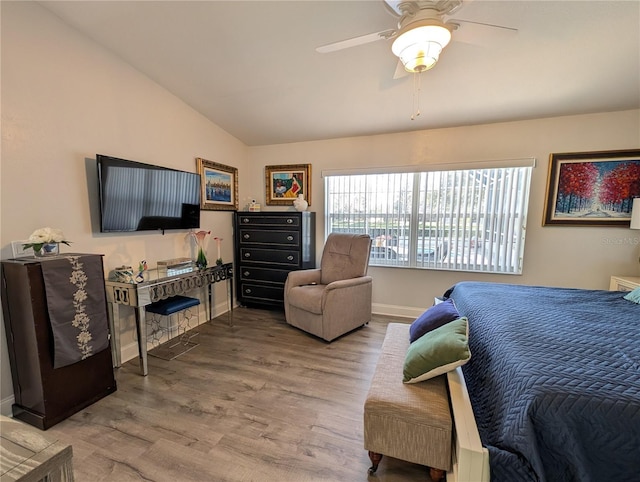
[1,2,248,413]
[247,110,640,316]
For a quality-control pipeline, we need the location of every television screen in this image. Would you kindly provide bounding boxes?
[97,154,201,233]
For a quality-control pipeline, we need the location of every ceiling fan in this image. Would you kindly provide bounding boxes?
[316,0,517,78]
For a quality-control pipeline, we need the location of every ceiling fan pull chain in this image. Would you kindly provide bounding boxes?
[411,71,421,120]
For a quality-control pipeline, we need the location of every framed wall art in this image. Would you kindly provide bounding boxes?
[265,163,311,206]
[196,158,238,211]
[543,149,640,226]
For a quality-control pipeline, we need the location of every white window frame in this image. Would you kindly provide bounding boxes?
[323,159,534,275]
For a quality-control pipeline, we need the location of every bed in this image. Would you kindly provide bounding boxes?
[443,281,640,482]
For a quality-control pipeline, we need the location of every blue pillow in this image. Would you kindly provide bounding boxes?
[409,298,460,343]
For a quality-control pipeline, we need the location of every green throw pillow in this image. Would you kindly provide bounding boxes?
[403,317,470,384]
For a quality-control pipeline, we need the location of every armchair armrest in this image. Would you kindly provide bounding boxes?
[286,269,322,287]
[325,275,372,291]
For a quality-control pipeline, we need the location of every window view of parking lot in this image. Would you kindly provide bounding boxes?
[326,165,532,274]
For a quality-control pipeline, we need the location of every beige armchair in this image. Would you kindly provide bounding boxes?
[284,233,373,342]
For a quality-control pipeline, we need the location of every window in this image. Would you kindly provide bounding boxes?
[325,162,533,274]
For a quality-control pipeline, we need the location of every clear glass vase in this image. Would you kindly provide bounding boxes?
[192,230,211,270]
[34,243,59,257]
[196,246,208,269]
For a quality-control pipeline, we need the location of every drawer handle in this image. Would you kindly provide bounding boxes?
[287,255,294,261]
[243,271,250,276]
[244,253,251,258]
[287,235,294,241]
[245,288,252,294]
[286,218,293,224]
[243,234,250,239]
[242,218,250,223]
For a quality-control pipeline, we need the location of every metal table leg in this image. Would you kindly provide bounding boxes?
[134,306,148,376]
[107,302,122,368]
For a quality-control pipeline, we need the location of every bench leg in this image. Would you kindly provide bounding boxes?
[367,451,383,475]
[429,467,445,481]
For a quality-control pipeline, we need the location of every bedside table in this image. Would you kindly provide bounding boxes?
[609,275,640,292]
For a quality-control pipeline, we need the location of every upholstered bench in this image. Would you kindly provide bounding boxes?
[146,295,200,317]
[146,295,201,359]
[364,322,452,480]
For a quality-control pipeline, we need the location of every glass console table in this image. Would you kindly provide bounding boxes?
[104,262,233,376]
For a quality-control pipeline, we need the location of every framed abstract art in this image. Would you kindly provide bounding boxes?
[543,149,640,226]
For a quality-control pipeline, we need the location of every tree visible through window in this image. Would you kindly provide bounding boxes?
[325,164,532,274]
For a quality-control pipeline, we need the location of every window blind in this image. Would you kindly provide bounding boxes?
[325,163,532,274]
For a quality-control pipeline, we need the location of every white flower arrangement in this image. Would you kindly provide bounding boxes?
[23,227,72,251]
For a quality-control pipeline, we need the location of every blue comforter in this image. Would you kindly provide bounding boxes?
[445,281,640,482]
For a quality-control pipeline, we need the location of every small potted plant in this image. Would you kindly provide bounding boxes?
[23,227,71,257]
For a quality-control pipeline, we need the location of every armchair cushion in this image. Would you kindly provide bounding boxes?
[320,233,372,285]
[287,284,326,314]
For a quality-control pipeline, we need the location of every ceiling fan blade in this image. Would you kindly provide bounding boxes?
[450,19,517,46]
[393,59,409,80]
[316,28,396,53]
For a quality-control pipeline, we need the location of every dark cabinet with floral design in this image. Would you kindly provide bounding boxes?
[1,254,116,429]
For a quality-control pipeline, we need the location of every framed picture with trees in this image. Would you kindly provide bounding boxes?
[543,149,640,226]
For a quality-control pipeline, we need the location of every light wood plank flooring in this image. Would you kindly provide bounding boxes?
[46,308,435,481]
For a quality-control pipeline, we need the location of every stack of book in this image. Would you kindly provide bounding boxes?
[157,257,195,276]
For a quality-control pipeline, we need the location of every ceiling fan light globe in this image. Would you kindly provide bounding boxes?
[392,23,451,73]
[402,58,436,73]
[395,40,442,72]
[391,24,452,55]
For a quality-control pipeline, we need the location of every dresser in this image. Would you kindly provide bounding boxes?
[1,255,116,430]
[234,212,316,307]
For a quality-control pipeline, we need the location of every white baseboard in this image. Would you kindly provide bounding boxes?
[372,302,425,320]
[1,396,14,416]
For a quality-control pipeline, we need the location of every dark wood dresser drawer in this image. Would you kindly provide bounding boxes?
[238,229,299,246]
[239,283,285,303]
[240,266,290,284]
[237,215,300,227]
[240,247,299,266]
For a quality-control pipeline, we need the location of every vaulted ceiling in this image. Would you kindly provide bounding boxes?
[40,1,640,146]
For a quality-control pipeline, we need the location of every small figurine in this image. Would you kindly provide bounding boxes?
[136,260,148,283]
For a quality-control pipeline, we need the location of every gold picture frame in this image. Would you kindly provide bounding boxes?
[196,157,238,211]
[265,163,311,206]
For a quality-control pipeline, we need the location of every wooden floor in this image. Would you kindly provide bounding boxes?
[47,308,434,481]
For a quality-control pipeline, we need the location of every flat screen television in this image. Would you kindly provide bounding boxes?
[97,154,201,233]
